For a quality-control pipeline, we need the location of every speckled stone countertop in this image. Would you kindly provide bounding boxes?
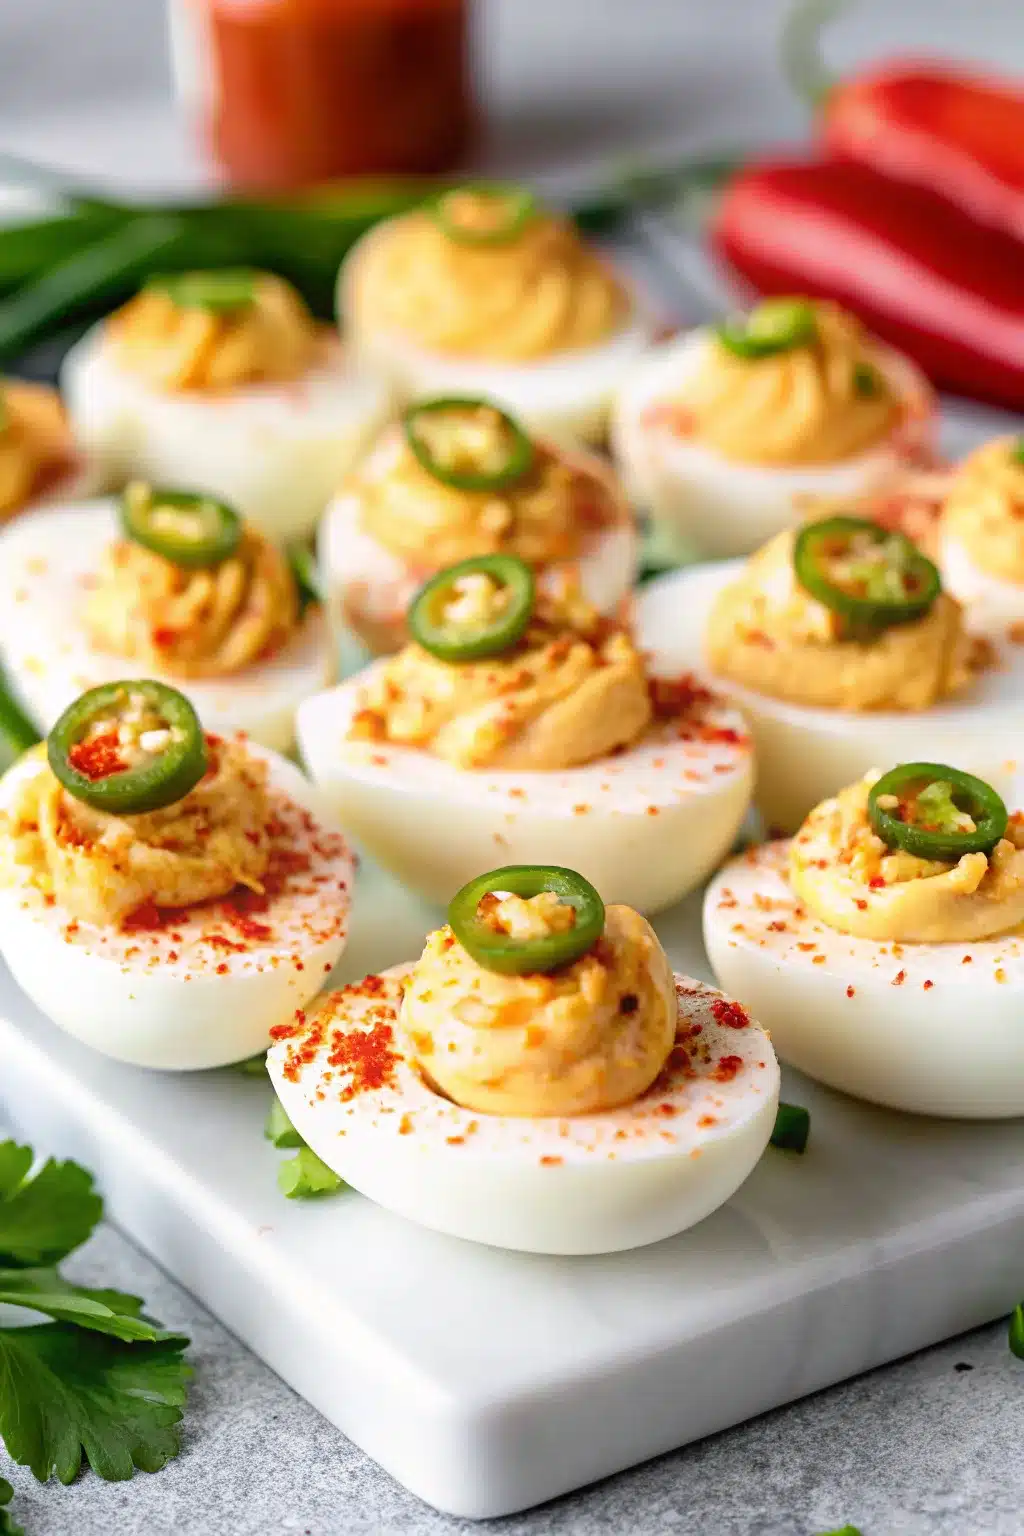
[4,1222,1022,1536]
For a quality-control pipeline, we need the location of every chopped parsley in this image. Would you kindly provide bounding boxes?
[264,1097,303,1150]
[0,1478,23,1536]
[1010,1302,1024,1360]
[0,1140,191,1487]
[278,1146,344,1200]
[770,1102,811,1154]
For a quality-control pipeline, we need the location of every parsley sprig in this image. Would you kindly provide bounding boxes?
[0,1139,191,1488]
[0,1478,23,1536]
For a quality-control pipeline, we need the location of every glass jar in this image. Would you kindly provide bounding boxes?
[170,0,474,190]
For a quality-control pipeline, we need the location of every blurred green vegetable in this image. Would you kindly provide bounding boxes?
[0,158,742,364]
[0,214,186,364]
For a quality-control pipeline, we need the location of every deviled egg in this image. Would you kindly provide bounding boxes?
[0,482,334,752]
[269,865,779,1253]
[612,298,935,558]
[299,557,752,913]
[320,393,637,654]
[636,512,1022,833]
[704,766,1024,1117]
[0,376,95,517]
[0,681,354,1069]
[339,184,654,446]
[62,268,392,543]
[940,435,1024,624]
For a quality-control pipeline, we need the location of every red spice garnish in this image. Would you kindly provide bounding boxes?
[648,672,713,719]
[854,898,868,910]
[846,985,856,998]
[539,1155,564,1167]
[67,731,127,782]
[713,1054,743,1083]
[710,997,750,1030]
[328,1017,400,1101]
[892,969,907,986]
[923,979,934,990]
[122,898,164,932]
[868,876,885,889]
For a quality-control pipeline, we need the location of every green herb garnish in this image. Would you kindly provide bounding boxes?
[770,1102,811,1154]
[0,1478,23,1536]
[277,1146,344,1200]
[265,1097,304,1150]
[0,1140,191,1486]
[232,1052,268,1077]
[1010,1302,1024,1360]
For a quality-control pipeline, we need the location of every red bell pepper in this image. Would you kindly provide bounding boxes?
[823,58,1024,241]
[711,156,1024,411]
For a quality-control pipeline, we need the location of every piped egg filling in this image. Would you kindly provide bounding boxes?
[61,269,392,544]
[298,571,753,913]
[703,767,1024,1117]
[0,378,85,519]
[319,402,637,655]
[338,186,654,445]
[611,298,935,559]
[0,683,354,1069]
[939,436,1024,628]
[0,493,334,752]
[634,515,1021,835]
[705,525,971,712]
[268,872,779,1254]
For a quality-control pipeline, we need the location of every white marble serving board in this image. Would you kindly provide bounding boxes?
[2,858,1023,1520]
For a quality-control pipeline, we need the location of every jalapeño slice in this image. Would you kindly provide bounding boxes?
[867,763,1008,861]
[48,680,208,816]
[448,865,605,975]
[403,395,534,494]
[793,515,940,636]
[431,183,536,246]
[716,298,817,360]
[409,554,535,663]
[120,482,242,569]
[144,267,258,313]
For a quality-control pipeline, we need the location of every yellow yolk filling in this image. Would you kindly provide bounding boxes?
[789,774,1024,942]
[352,584,652,770]
[401,897,677,1116]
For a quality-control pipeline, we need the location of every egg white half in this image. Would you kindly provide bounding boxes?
[611,329,935,558]
[61,325,394,543]
[704,841,1024,1118]
[318,426,638,654]
[338,231,655,448]
[635,561,1024,835]
[268,965,778,1254]
[939,527,1024,626]
[296,661,753,914]
[0,745,354,1070]
[0,500,336,753]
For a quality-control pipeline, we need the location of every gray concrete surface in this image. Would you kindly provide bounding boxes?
[4,1223,1022,1535]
